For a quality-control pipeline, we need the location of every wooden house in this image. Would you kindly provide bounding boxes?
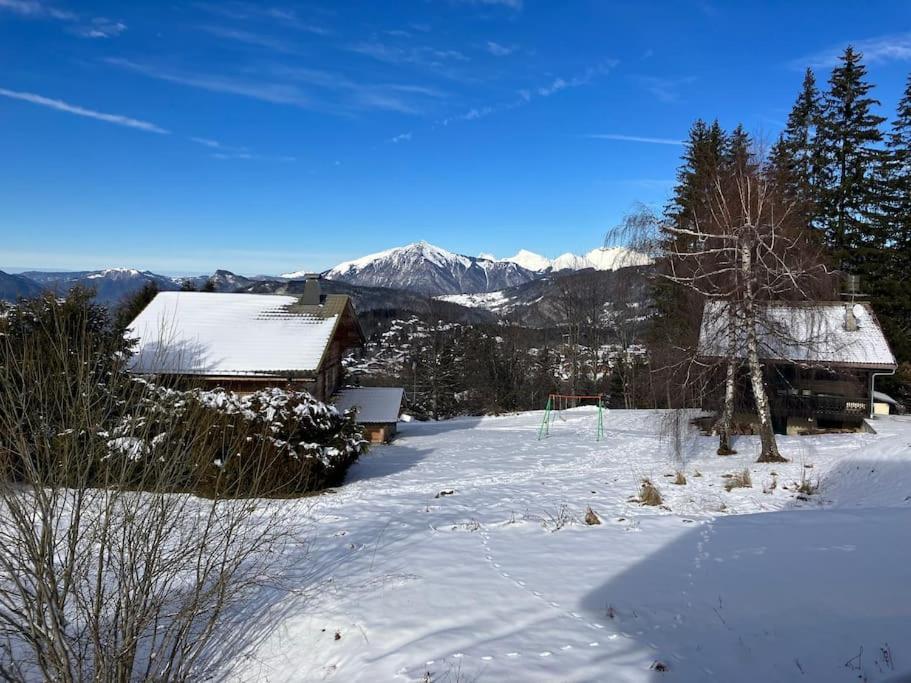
[698,301,897,433]
[126,277,364,401]
[334,387,404,443]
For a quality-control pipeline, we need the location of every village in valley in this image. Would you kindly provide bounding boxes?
[1,2,911,682]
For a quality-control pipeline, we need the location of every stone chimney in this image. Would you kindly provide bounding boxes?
[299,273,322,306]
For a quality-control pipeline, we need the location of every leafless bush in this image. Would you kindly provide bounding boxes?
[0,304,317,681]
[796,471,819,496]
[724,469,753,491]
[528,504,575,532]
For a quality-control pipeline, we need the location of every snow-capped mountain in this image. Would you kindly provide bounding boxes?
[323,241,538,296]
[497,247,651,272]
[18,268,182,305]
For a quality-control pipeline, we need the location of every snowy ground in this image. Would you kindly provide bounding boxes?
[231,409,911,682]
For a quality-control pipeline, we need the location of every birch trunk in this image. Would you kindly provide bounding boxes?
[717,362,737,455]
[740,240,786,463]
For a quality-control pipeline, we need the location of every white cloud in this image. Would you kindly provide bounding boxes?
[0,87,168,133]
[585,133,683,146]
[0,0,126,37]
[453,0,523,9]
[200,25,300,53]
[0,0,74,20]
[107,58,315,108]
[439,61,615,126]
[485,41,515,57]
[389,132,412,143]
[633,75,696,103]
[795,33,911,68]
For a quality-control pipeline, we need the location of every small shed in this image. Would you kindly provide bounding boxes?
[335,387,404,443]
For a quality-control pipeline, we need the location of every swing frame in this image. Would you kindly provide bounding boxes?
[537,393,606,441]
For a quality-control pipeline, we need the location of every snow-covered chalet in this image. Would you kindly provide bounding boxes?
[126,276,365,401]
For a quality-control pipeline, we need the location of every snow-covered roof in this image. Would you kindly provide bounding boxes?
[127,292,342,376]
[334,387,404,423]
[698,301,897,369]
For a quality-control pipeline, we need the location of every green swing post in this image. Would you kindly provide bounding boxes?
[596,396,605,441]
[538,395,553,440]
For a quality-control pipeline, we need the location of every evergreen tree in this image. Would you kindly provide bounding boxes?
[873,73,911,360]
[724,123,752,172]
[814,46,886,270]
[768,68,823,211]
[115,281,158,333]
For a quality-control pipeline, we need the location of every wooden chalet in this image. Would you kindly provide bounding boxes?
[698,301,898,433]
[127,277,364,401]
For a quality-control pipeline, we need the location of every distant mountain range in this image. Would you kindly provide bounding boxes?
[293,241,651,297]
[1,240,651,316]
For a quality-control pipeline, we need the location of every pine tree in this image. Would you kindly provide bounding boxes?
[814,46,886,271]
[768,68,823,212]
[724,123,754,174]
[873,73,911,360]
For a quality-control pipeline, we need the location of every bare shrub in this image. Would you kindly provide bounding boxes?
[530,504,574,531]
[763,474,778,494]
[0,293,337,681]
[673,471,687,485]
[796,471,819,496]
[724,469,753,491]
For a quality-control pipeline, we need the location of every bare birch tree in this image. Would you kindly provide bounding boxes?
[620,149,833,463]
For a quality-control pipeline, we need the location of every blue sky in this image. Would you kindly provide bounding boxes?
[2,0,911,275]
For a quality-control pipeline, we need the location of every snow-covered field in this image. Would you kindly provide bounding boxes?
[233,409,911,682]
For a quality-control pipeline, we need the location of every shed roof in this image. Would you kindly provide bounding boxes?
[698,301,897,370]
[127,291,351,376]
[334,387,404,424]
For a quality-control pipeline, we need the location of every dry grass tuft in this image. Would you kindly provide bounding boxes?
[584,507,602,525]
[673,471,687,486]
[724,469,752,492]
[638,479,663,506]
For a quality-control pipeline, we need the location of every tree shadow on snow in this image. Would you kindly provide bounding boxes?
[578,460,911,683]
[343,446,435,483]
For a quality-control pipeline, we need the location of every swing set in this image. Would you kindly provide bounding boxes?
[537,393,606,441]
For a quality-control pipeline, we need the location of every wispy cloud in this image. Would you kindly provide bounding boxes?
[793,33,911,68]
[633,75,696,103]
[350,41,470,69]
[107,58,314,107]
[188,135,294,162]
[0,86,168,133]
[199,25,300,53]
[485,41,516,57]
[0,0,73,20]
[452,0,523,10]
[0,0,125,38]
[194,2,330,35]
[585,133,683,146]
[74,17,126,38]
[440,61,615,126]
[389,132,412,143]
[108,58,444,115]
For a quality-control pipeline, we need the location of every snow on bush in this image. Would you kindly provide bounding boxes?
[104,383,368,497]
